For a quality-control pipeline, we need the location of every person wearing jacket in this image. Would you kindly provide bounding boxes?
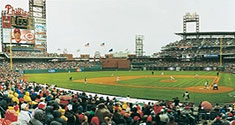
[28,109,44,125]
[45,106,54,125]
[52,110,66,125]
[18,103,31,124]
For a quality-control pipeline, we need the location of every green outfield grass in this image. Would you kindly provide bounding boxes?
[25,71,235,103]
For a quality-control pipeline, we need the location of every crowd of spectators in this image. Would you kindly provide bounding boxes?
[12,61,96,70]
[226,64,235,73]
[164,38,235,49]
[150,61,220,68]
[7,52,62,58]
[160,38,235,58]
[0,61,234,125]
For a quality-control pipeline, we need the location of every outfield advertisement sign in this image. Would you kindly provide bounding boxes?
[48,69,56,73]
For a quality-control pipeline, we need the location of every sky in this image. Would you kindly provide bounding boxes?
[1,0,235,57]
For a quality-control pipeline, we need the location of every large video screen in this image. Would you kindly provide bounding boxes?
[11,29,35,44]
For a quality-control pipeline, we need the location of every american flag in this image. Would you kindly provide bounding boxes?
[85,43,89,47]
[100,42,105,46]
[108,48,113,52]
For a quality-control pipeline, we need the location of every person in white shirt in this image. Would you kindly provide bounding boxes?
[18,103,31,124]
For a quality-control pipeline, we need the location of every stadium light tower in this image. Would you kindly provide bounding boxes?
[183,12,199,38]
[135,35,144,57]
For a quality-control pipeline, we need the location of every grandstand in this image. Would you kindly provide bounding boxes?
[157,31,235,71]
[129,13,235,73]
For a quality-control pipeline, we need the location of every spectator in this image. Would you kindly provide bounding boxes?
[18,103,31,124]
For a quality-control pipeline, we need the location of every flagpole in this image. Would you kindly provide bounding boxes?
[10,29,13,71]
[219,37,223,67]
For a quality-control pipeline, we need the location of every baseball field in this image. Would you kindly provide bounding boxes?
[24,71,235,103]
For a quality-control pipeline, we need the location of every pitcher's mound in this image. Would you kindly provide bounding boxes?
[160,80,177,83]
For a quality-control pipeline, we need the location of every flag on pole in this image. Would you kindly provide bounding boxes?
[108,48,113,52]
[63,48,68,54]
[100,42,105,46]
[125,48,128,51]
[85,43,89,47]
[77,49,80,53]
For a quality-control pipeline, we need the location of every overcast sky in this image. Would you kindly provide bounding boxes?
[1,0,235,57]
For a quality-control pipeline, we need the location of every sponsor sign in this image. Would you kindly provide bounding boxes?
[35,24,46,45]
[48,69,56,73]
[34,18,46,24]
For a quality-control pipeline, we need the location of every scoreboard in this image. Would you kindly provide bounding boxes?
[11,16,29,29]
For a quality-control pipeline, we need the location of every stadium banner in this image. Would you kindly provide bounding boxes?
[48,69,56,73]
[2,16,11,28]
[2,29,11,43]
[11,29,35,44]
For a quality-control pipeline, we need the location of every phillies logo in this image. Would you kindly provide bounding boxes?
[5,4,29,16]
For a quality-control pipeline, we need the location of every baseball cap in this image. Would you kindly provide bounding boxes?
[14,29,21,34]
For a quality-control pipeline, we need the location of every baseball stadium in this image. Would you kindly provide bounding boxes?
[0,0,235,125]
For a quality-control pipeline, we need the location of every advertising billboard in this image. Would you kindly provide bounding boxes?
[11,29,35,44]
[35,24,46,45]
[2,16,11,28]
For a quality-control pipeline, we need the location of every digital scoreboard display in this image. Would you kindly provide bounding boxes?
[12,16,29,29]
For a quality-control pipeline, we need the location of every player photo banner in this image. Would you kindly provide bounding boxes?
[11,29,35,44]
